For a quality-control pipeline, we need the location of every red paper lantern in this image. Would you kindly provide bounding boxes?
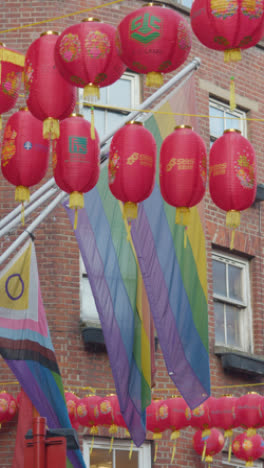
[24,31,77,139]
[191,400,211,431]
[108,121,156,220]
[191,0,264,62]
[117,3,191,87]
[1,107,49,217]
[208,395,238,434]
[232,432,264,467]
[193,428,225,463]
[160,125,207,227]
[55,18,126,100]
[94,395,115,428]
[209,129,257,249]
[0,391,17,426]
[65,392,79,430]
[0,43,24,129]
[53,113,100,229]
[147,399,170,436]
[77,395,101,435]
[235,393,263,434]
[167,396,191,463]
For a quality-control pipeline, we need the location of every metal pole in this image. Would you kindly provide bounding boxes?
[0,191,67,266]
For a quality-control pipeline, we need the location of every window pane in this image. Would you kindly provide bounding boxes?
[213,259,227,296]
[214,301,225,345]
[225,112,240,131]
[109,79,131,108]
[106,111,127,135]
[209,106,224,138]
[116,450,139,468]
[94,108,106,140]
[80,277,99,323]
[226,305,241,348]
[228,264,243,302]
[90,448,112,468]
[96,87,108,106]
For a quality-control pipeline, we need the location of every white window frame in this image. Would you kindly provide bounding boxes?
[209,98,247,144]
[223,452,263,468]
[83,438,151,468]
[212,251,253,353]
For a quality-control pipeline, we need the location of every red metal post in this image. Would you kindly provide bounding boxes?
[33,417,46,468]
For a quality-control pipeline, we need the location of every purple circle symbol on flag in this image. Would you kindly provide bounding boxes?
[5,274,24,300]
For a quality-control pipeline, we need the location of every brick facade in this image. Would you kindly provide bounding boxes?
[0,1,264,467]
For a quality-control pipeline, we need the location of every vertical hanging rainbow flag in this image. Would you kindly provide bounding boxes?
[0,240,86,468]
[131,76,210,408]
[64,170,152,447]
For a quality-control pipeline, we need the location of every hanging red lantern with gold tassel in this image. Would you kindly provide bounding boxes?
[55,18,126,101]
[235,393,263,435]
[209,129,257,249]
[208,395,238,461]
[167,396,191,463]
[147,399,169,462]
[0,391,17,427]
[65,391,79,430]
[53,113,100,229]
[1,107,49,223]
[108,121,156,222]
[0,43,24,130]
[116,3,191,88]
[160,125,207,246]
[193,428,225,465]
[232,432,264,467]
[24,31,77,140]
[190,0,264,110]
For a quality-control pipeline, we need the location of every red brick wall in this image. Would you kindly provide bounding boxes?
[0,1,264,467]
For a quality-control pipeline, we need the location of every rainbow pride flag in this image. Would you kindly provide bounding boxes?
[64,171,152,447]
[131,77,210,408]
[0,240,86,468]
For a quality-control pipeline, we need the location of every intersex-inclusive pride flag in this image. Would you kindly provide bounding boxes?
[0,240,86,468]
[131,76,211,408]
[64,179,152,447]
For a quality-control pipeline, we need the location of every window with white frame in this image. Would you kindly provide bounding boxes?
[83,438,151,468]
[212,251,253,353]
[209,98,247,147]
[81,71,140,140]
[223,452,263,468]
[80,72,141,325]
[170,0,193,8]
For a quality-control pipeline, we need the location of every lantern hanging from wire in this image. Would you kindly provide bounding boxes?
[0,391,17,427]
[235,393,263,435]
[209,129,257,249]
[147,399,170,462]
[55,18,126,101]
[190,0,264,109]
[108,121,156,225]
[208,395,238,461]
[24,31,77,140]
[232,432,264,467]
[193,428,225,465]
[53,113,100,229]
[0,43,24,130]
[167,396,191,463]
[65,391,80,430]
[160,125,207,246]
[116,3,191,88]
[1,107,49,224]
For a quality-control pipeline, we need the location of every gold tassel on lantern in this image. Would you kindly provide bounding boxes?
[205,455,213,468]
[69,191,84,230]
[153,433,162,462]
[201,428,211,461]
[146,71,163,88]
[175,207,191,248]
[224,429,233,461]
[43,117,60,140]
[109,424,118,453]
[124,201,138,221]
[230,77,236,111]
[226,210,240,250]
[84,83,100,101]
[129,440,134,460]
[170,430,180,463]
[15,185,30,225]
[224,49,242,63]
[90,426,99,455]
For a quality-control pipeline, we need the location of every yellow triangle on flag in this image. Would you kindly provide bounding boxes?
[0,242,31,310]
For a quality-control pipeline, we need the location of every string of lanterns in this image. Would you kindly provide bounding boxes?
[65,392,264,466]
[0,2,260,240]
